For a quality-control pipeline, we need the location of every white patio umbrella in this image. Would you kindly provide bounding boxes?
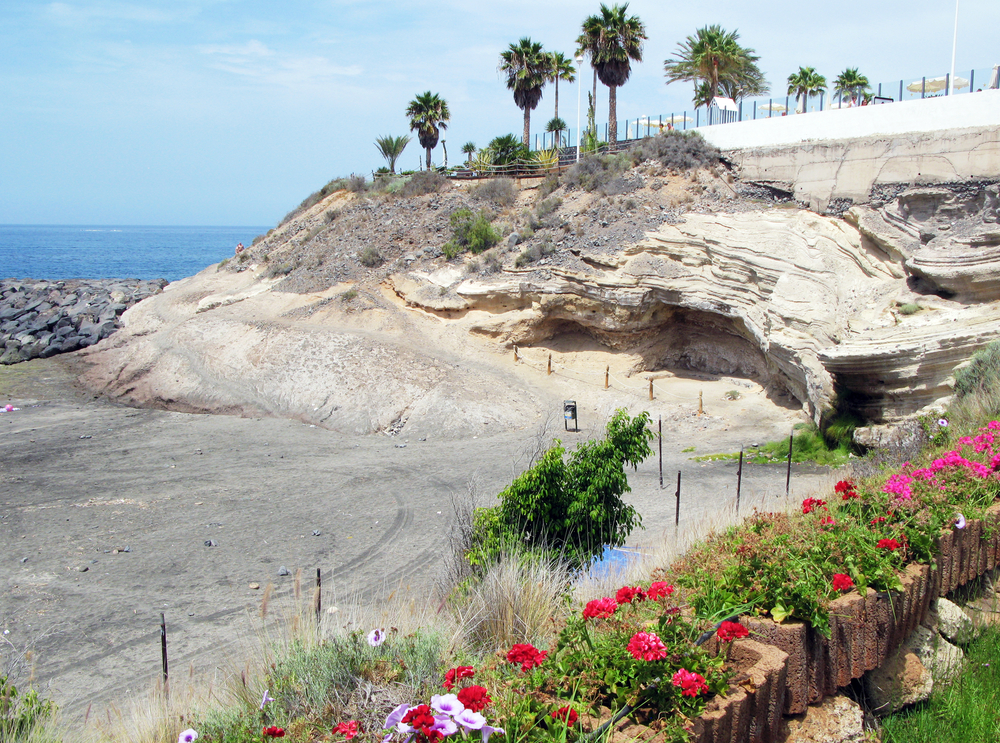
[990,65,999,89]
[906,75,969,94]
[758,102,786,113]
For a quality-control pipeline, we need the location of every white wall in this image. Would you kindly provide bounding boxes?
[696,89,1000,151]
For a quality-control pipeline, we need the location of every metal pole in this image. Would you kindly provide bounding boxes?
[950,0,960,96]
[675,471,681,527]
[786,428,793,497]
[315,568,322,617]
[658,417,663,489]
[736,447,743,514]
[160,613,169,690]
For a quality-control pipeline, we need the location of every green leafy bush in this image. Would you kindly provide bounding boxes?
[443,209,500,259]
[898,302,922,315]
[469,409,653,569]
[563,152,631,193]
[0,676,56,741]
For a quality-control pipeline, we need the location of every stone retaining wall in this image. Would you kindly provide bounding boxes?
[0,278,165,365]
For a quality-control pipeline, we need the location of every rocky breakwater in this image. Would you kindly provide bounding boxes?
[0,278,166,365]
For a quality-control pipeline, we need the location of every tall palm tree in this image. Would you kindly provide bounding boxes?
[374,134,411,174]
[499,37,548,148]
[787,66,827,113]
[461,142,477,166]
[577,3,646,144]
[546,51,577,122]
[664,25,768,107]
[405,91,450,170]
[833,67,870,105]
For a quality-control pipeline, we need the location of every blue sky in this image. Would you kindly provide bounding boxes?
[2,1,996,226]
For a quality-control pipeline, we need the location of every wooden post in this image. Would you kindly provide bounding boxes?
[698,390,703,416]
[315,568,322,617]
[547,354,552,375]
[513,345,518,362]
[786,428,793,497]
[658,416,663,489]
[605,365,609,389]
[674,471,681,526]
[648,378,653,401]
[160,613,169,692]
[736,447,744,515]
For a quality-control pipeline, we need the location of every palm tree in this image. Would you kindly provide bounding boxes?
[374,135,411,174]
[546,117,568,148]
[664,25,768,107]
[833,68,870,106]
[499,37,548,148]
[787,67,827,113]
[405,91,450,170]
[461,142,477,166]
[577,3,646,144]
[546,51,577,122]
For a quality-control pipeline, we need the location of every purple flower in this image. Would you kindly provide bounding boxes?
[432,715,459,736]
[938,418,949,427]
[367,628,386,647]
[384,703,409,730]
[431,694,464,716]
[177,730,199,743]
[481,725,505,743]
[955,513,967,529]
[260,689,274,709]
[455,710,487,730]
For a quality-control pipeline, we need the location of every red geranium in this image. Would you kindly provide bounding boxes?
[615,585,646,605]
[820,515,836,527]
[582,597,618,620]
[801,497,827,514]
[671,668,708,697]
[400,705,441,741]
[457,685,491,712]
[333,721,360,740]
[877,538,901,551]
[716,620,749,643]
[832,573,854,591]
[263,727,285,738]
[442,665,474,690]
[835,479,859,500]
[507,643,547,671]
[626,631,668,661]
[647,581,675,600]
[870,516,887,525]
[551,706,579,726]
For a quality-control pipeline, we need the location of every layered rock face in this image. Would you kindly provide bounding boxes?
[0,278,165,365]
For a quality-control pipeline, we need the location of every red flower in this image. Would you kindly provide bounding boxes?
[582,597,618,620]
[835,480,859,500]
[551,706,579,726]
[626,631,668,661]
[263,727,286,738]
[615,585,646,605]
[457,685,491,712]
[333,721,360,740]
[401,705,440,741]
[442,665,474,690]
[647,581,675,600]
[801,497,827,514]
[832,573,854,591]
[716,621,749,643]
[820,516,836,527]
[671,668,709,697]
[870,516,887,525]
[507,643,547,672]
[877,538,901,551]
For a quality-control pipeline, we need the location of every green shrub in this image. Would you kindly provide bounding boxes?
[358,246,384,268]
[514,239,555,268]
[534,196,562,221]
[628,130,722,171]
[468,409,653,570]
[898,302,922,315]
[339,288,358,302]
[443,208,500,259]
[266,261,296,278]
[0,676,56,742]
[563,152,631,193]
[470,178,517,207]
[950,340,1000,429]
[483,134,530,166]
[538,173,560,198]
[399,170,446,198]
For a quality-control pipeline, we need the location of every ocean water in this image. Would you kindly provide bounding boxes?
[0,225,272,282]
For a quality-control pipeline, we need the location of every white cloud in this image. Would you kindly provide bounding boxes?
[199,40,363,89]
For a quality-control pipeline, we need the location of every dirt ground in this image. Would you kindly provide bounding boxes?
[0,353,837,724]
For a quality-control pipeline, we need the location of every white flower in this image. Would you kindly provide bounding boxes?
[431,693,464,716]
[955,513,967,529]
[938,418,949,427]
[367,628,386,647]
[455,709,487,730]
[178,730,199,743]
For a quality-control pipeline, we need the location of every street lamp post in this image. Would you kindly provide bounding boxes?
[949,0,960,95]
[441,133,447,169]
[575,54,584,162]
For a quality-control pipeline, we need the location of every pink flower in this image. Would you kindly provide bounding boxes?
[647,581,675,600]
[615,585,646,605]
[626,631,667,662]
[582,597,618,620]
[671,668,708,697]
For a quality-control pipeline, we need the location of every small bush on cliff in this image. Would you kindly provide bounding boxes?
[468,409,653,570]
[563,152,630,193]
[443,208,500,259]
[399,170,446,198]
[470,178,517,208]
[628,130,722,171]
[951,340,1000,428]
